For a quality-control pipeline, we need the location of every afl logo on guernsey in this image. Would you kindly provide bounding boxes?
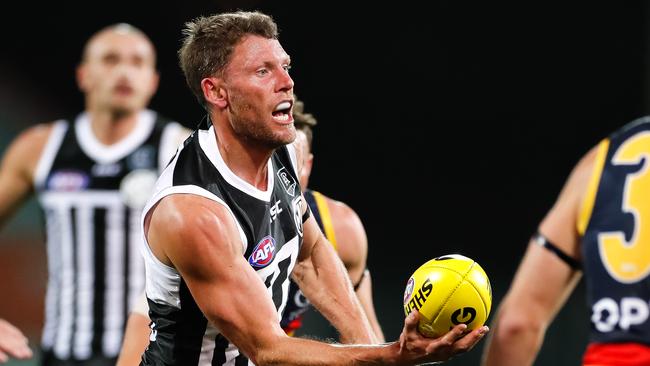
[403,277,415,304]
[48,170,90,191]
[248,236,276,268]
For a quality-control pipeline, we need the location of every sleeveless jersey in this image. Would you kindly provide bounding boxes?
[281,189,337,334]
[580,116,650,351]
[140,118,305,366]
[34,110,184,360]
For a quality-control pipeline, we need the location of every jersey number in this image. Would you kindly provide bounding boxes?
[599,132,650,283]
[263,257,292,311]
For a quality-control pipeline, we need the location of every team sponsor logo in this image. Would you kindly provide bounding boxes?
[47,170,90,191]
[291,196,304,237]
[403,277,415,304]
[592,296,650,332]
[248,236,276,268]
[119,169,158,208]
[276,167,297,197]
[270,200,283,222]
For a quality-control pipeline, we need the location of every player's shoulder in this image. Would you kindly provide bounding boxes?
[313,190,367,245]
[315,191,359,221]
[4,121,64,163]
[151,193,238,239]
[312,191,368,268]
[1,121,67,180]
[14,121,62,146]
[148,192,246,262]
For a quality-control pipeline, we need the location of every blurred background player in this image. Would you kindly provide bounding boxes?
[115,96,383,365]
[282,97,384,341]
[0,318,32,363]
[481,116,650,366]
[0,23,188,365]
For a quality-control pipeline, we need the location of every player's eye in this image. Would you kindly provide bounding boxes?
[102,53,120,66]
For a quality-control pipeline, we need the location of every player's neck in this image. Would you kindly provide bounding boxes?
[212,123,272,191]
[87,109,141,146]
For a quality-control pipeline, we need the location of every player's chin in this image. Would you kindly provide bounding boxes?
[274,126,297,145]
[109,100,144,115]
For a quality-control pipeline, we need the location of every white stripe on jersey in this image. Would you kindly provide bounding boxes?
[33,120,68,190]
[52,204,74,359]
[158,122,188,171]
[198,326,219,365]
[73,204,94,359]
[286,142,298,177]
[103,203,126,356]
[41,208,62,349]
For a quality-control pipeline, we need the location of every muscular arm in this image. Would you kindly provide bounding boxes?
[481,144,599,366]
[328,198,385,342]
[0,124,52,226]
[292,211,375,344]
[146,194,486,366]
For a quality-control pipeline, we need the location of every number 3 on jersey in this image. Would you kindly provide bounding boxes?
[599,132,650,283]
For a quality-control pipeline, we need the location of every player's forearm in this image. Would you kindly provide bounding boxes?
[254,336,401,366]
[294,237,375,343]
[481,332,541,366]
[116,313,151,366]
[356,271,385,343]
[481,309,543,366]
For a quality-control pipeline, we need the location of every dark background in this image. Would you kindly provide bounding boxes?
[1,1,648,365]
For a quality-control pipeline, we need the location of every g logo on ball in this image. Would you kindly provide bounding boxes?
[451,307,477,325]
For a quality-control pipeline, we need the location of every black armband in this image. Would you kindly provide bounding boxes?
[532,231,582,270]
[302,205,311,223]
[353,269,369,291]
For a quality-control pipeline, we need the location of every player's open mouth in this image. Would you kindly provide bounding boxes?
[272,101,292,123]
[114,84,134,96]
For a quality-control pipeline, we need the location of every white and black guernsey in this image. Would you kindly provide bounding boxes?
[140,118,305,366]
[34,110,185,361]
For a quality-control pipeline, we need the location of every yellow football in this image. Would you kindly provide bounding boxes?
[403,254,492,338]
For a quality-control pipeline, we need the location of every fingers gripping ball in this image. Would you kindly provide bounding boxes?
[403,254,492,337]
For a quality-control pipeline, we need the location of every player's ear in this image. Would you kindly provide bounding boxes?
[76,63,89,92]
[305,153,314,178]
[149,70,160,95]
[201,77,228,109]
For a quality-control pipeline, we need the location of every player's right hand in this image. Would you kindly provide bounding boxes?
[0,319,32,363]
[396,311,488,364]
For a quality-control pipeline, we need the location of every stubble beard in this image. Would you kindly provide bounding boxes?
[230,102,295,150]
